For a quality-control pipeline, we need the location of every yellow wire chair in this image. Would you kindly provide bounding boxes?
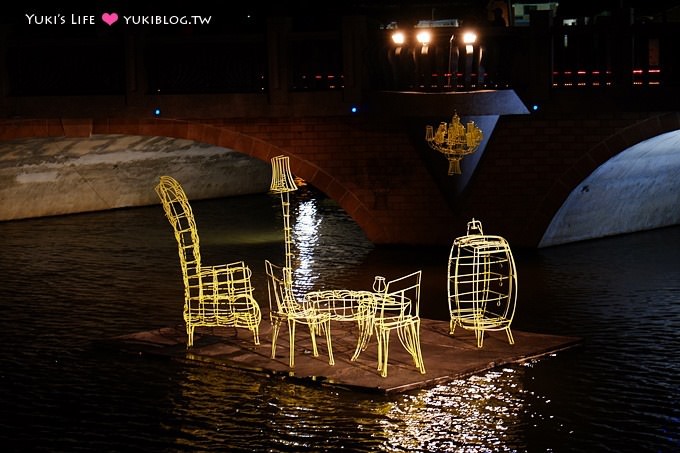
[371,270,426,378]
[155,175,262,348]
[448,218,517,348]
[264,259,335,368]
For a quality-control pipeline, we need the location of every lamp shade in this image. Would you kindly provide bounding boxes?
[269,155,298,194]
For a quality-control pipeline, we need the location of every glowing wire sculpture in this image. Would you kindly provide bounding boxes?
[303,289,377,362]
[425,112,483,175]
[447,219,517,348]
[268,155,335,369]
[269,155,299,272]
[155,175,261,347]
[265,259,334,368]
[371,270,426,377]
[345,271,426,377]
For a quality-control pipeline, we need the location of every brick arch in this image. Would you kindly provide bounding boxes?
[531,111,680,245]
[0,117,386,242]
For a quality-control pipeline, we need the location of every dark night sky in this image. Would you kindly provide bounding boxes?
[7,1,680,15]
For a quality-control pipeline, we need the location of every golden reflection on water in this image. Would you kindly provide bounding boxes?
[168,361,538,451]
[292,197,322,291]
[377,366,531,452]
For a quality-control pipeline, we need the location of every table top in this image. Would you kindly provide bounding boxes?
[303,289,377,320]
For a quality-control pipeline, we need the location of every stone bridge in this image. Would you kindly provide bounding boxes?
[1,91,679,249]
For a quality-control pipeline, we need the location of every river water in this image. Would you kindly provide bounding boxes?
[0,187,678,452]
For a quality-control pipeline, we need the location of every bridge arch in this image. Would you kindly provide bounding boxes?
[537,112,680,247]
[0,118,385,241]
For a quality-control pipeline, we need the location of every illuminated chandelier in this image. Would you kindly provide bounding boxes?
[425,112,483,175]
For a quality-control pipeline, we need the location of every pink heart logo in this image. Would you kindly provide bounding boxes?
[102,12,119,26]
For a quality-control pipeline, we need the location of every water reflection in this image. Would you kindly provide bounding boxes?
[288,188,375,296]
[377,367,531,452]
[166,361,536,452]
[292,196,322,290]
[0,189,678,451]
[169,339,554,451]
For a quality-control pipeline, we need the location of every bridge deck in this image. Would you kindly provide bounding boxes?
[100,318,580,394]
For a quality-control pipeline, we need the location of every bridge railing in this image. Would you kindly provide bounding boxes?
[2,17,679,107]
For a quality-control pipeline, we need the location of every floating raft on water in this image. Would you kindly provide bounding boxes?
[99,318,581,395]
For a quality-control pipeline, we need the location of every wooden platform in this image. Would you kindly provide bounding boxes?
[99,319,581,394]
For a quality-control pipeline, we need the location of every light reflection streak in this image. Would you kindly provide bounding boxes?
[291,197,322,291]
[157,344,548,451]
[377,367,530,452]
[278,187,374,298]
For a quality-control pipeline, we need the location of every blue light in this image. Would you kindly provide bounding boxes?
[153,108,161,117]
[351,106,358,113]
[532,104,539,111]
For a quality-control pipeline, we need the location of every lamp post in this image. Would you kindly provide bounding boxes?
[389,30,415,89]
[448,30,478,90]
[269,155,298,272]
[416,30,431,53]
[415,29,432,88]
[447,33,458,88]
[462,31,478,88]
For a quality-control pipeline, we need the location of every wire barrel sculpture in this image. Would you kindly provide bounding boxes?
[448,219,517,348]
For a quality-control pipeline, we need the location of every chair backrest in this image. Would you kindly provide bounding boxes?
[382,270,422,318]
[264,259,300,318]
[155,176,202,281]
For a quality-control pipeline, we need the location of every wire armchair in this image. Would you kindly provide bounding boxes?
[155,175,261,348]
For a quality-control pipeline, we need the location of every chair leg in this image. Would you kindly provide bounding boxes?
[288,320,297,368]
[324,319,334,366]
[376,328,390,378]
[397,323,426,375]
[412,322,426,374]
[351,318,372,362]
[186,324,195,348]
[252,326,260,346]
[375,328,383,374]
[308,322,320,358]
[270,320,281,359]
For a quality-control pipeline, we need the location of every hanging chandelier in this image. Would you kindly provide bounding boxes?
[425,113,483,175]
